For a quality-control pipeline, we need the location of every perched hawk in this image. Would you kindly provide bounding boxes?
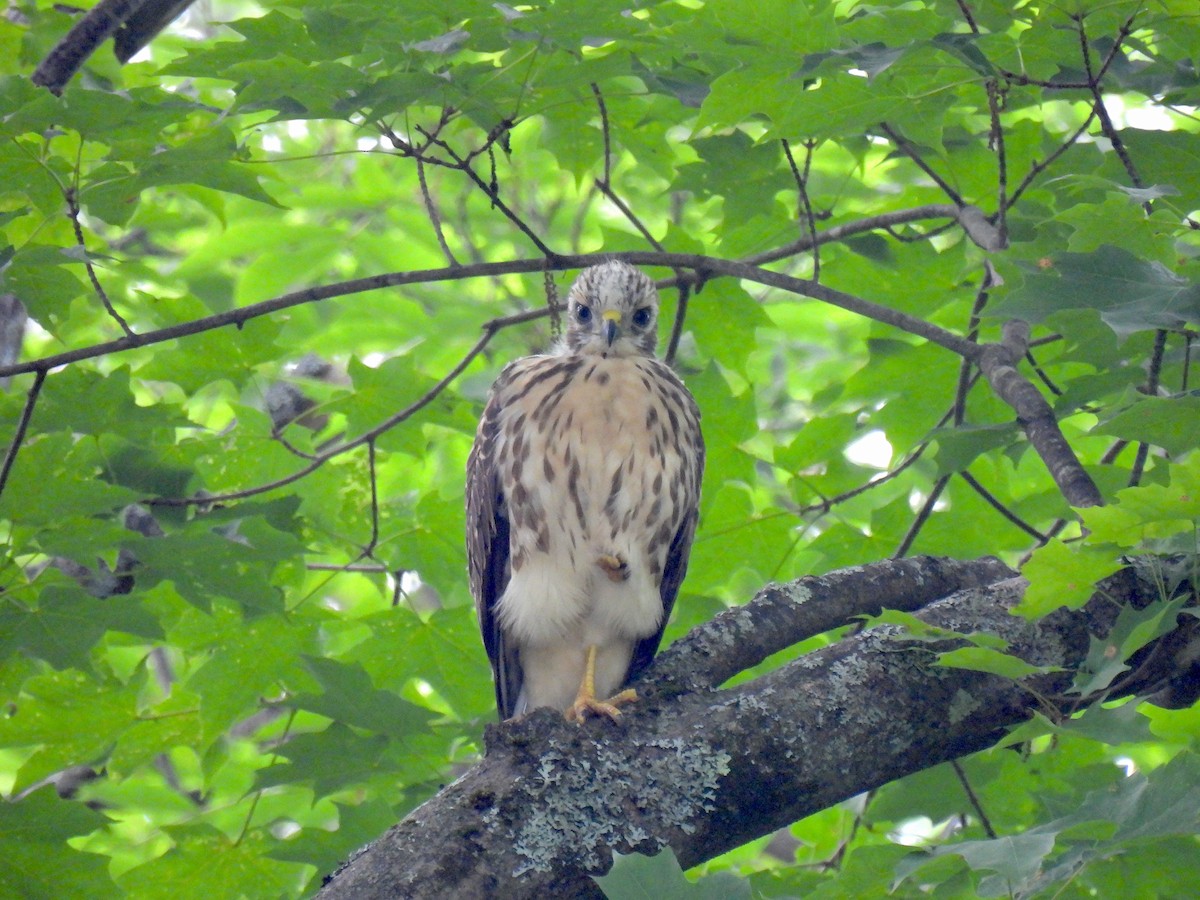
[467,261,704,722]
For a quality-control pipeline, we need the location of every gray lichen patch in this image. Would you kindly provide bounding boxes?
[511,736,731,876]
[948,688,980,724]
[766,581,815,607]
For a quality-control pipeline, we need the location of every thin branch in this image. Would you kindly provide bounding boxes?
[955,0,980,33]
[954,266,994,424]
[413,124,557,258]
[797,438,931,516]
[958,469,1049,541]
[1101,439,1130,466]
[894,475,950,558]
[272,427,320,461]
[782,139,821,281]
[879,123,965,207]
[362,439,380,556]
[417,159,460,267]
[664,281,689,366]
[1008,12,1138,208]
[1007,110,1097,207]
[1024,349,1064,396]
[149,305,544,506]
[306,562,390,573]
[951,760,997,839]
[0,370,46,501]
[1077,14,1144,191]
[66,183,135,337]
[596,183,663,251]
[986,82,1008,247]
[1129,328,1168,487]
[1183,332,1193,392]
[591,82,612,186]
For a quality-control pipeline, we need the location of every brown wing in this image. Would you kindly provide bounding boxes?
[627,372,705,683]
[466,368,523,720]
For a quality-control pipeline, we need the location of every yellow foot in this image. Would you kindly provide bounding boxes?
[597,553,629,582]
[567,688,638,724]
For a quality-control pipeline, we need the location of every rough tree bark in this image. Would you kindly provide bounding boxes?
[316,555,1198,898]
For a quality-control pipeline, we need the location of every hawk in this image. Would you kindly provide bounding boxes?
[467,261,704,722]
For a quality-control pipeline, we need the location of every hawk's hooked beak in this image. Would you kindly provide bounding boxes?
[601,309,622,347]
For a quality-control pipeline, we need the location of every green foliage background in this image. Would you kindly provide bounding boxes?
[1,0,1199,896]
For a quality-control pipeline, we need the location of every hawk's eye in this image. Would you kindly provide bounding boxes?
[575,304,593,323]
[631,306,653,328]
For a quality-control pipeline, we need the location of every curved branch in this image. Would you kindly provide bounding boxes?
[315,556,1188,898]
[0,250,981,381]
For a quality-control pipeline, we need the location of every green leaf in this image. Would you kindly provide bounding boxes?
[896,830,1056,898]
[1094,394,1200,458]
[1017,542,1123,618]
[0,669,138,793]
[291,657,436,740]
[117,826,306,899]
[992,246,1200,337]
[257,723,391,796]
[594,847,752,899]
[935,646,1062,680]
[0,788,116,900]
[1073,595,1192,696]
[0,585,162,669]
[930,423,1020,476]
[267,799,398,877]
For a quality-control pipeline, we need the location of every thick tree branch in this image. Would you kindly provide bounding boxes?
[31,0,200,93]
[316,556,1195,898]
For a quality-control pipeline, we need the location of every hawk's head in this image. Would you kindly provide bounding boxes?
[563,261,659,358]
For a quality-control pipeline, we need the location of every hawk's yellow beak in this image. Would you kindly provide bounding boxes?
[601,309,621,346]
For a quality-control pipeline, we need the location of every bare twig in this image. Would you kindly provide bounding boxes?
[66,184,135,338]
[1024,349,1064,396]
[1129,328,1168,487]
[879,123,965,207]
[306,562,390,573]
[986,81,1008,247]
[362,439,380,556]
[413,124,556,258]
[953,266,994,424]
[1008,111,1097,207]
[1008,12,1138,208]
[951,760,997,839]
[958,470,1049,541]
[796,436,931,516]
[894,475,951,558]
[148,304,547,506]
[664,281,690,366]
[1077,14,1147,211]
[591,82,612,186]
[417,159,460,267]
[782,139,821,281]
[0,370,47,500]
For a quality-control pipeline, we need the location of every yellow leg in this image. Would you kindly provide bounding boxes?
[566,645,638,723]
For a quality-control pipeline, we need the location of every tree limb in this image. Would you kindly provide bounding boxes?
[316,555,1195,898]
[978,321,1104,507]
